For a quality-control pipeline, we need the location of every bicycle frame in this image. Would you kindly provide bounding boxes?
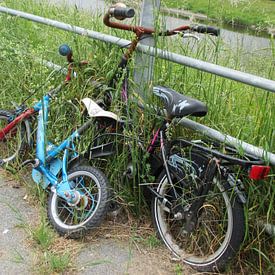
[88,117,270,216]
[0,109,34,141]
[70,6,272,208]
[99,6,271,180]
[31,91,89,203]
[0,86,91,204]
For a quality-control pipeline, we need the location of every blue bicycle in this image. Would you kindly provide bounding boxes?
[0,48,109,238]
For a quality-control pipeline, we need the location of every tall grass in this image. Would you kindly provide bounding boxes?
[162,0,275,30]
[0,0,274,273]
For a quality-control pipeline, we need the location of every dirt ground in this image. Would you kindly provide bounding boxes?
[0,168,194,274]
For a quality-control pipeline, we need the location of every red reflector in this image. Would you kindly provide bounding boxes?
[249,165,271,180]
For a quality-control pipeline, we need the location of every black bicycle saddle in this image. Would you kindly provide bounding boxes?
[153,86,207,119]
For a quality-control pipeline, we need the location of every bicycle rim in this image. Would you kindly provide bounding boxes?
[154,175,234,266]
[50,170,102,229]
[0,114,24,163]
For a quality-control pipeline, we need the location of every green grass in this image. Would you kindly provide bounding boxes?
[0,0,274,273]
[162,0,275,29]
[32,223,73,274]
[2,185,73,273]
[174,263,184,275]
[32,218,54,250]
[130,233,162,249]
[43,251,71,274]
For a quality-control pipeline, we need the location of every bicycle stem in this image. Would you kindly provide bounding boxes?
[103,9,191,104]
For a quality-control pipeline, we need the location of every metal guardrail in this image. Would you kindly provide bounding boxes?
[178,118,275,163]
[1,6,275,93]
[0,6,274,164]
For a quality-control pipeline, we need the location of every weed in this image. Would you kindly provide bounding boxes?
[10,249,25,264]
[174,263,183,275]
[31,217,54,250]
[144,234,161,249]
[130,233,161,249]
[40,251,71,274]
[0,0,274,273]
[80,259,112,267]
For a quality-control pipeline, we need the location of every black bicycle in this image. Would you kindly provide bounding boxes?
[62,4,272,272]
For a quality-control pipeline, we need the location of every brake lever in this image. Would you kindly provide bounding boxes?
[182,33,200,41]
[174,31,200,42]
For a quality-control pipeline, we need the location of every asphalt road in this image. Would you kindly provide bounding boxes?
[0,169,37,274]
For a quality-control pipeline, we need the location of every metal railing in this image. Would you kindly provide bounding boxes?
[0,6,274,164]
[1,7,275,93]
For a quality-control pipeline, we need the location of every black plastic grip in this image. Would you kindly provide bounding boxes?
[192,25,220,36]
[113,7,135,18]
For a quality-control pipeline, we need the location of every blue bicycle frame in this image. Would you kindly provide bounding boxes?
[31,86,93,204]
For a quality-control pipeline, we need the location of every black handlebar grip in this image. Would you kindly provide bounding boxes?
[192,26,220,36]
[113,7,135,19]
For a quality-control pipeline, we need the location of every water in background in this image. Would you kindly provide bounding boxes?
[46,0,273,55]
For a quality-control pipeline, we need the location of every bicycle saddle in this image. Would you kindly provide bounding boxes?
[153,86,207,119]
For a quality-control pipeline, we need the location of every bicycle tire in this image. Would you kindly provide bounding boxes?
[152,167,245,272]
[0,109,28,165]
[47,165,110,238]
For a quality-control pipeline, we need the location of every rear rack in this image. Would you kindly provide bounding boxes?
[170,138,266,167]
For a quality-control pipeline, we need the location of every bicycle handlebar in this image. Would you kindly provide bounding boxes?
[191,25,220,36]
[110,6,135,19]
[58,44,88,82]
[104,5,220,38]
[59,44,74,81]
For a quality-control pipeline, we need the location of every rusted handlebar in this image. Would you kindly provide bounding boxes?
[103,8,191,38]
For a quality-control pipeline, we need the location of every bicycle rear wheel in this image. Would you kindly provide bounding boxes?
[0,110,28,165]
[152,166,245,272]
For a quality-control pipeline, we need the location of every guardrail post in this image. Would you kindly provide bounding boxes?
[133,0,160,99]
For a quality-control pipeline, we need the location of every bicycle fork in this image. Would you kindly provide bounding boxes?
[183,158,219,233]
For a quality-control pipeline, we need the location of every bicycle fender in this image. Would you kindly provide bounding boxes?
[87,141,117,159]
[81,98,119,121]
[67,156,89,170]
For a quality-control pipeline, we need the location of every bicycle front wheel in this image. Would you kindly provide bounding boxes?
[0,110,27,165]
[152,171,245,272]
[47,165,109,238]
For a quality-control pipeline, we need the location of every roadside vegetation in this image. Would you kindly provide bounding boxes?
[0,0,274,274]
[162,0,275,30]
